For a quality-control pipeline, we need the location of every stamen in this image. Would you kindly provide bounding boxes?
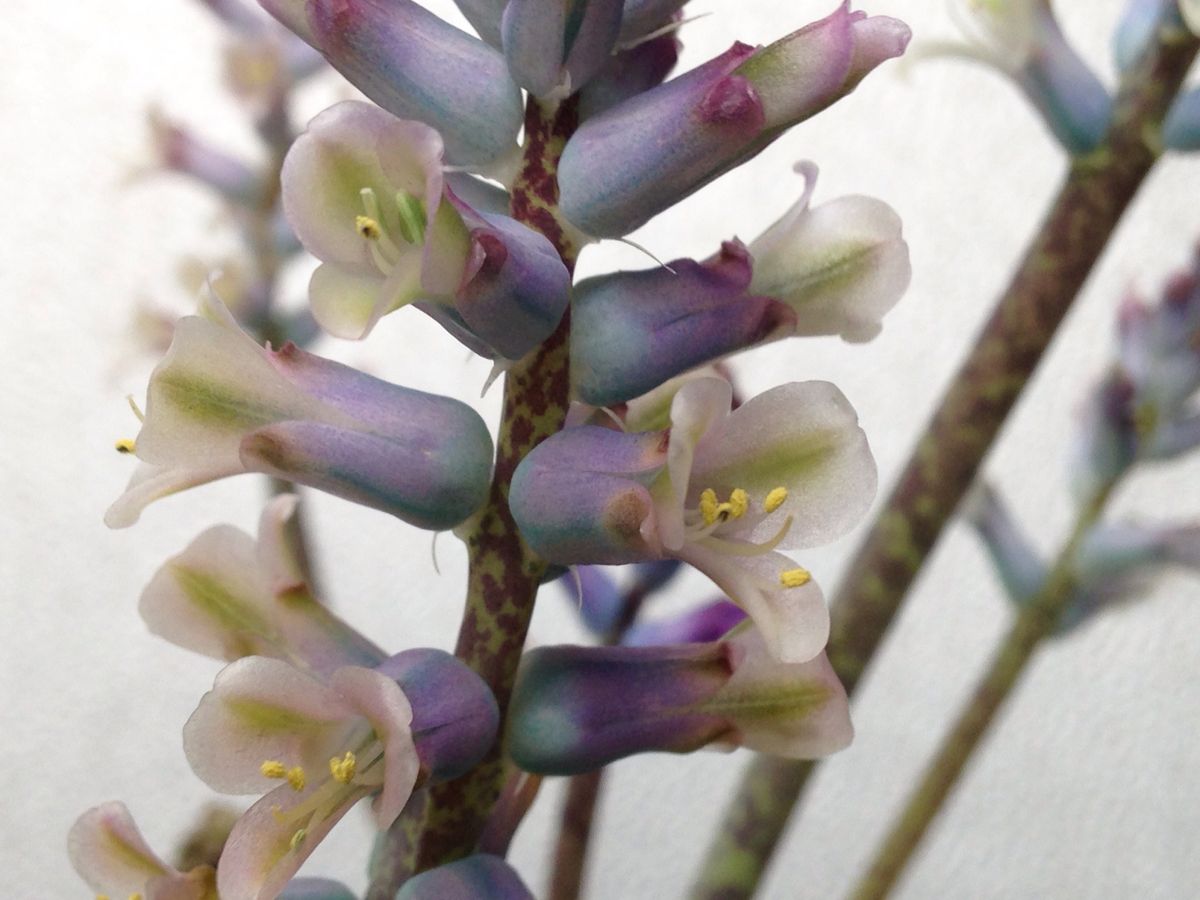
[114,438,136,454]
[286,766,306,792]
[394,191,426,245]
[764,486,788,513]
[727,489,749,519]
[329,751,357,785]
[260,760,287,779]
[780,566,811,588]
[697,515,794,557]
[699,489,720,526]
[289,828,307,851]
[125,395,145,422]
[129,894,144,900]
[355,215,382,240]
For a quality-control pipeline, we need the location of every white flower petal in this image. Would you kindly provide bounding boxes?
[68,803,173,896]
[659,377,733,549]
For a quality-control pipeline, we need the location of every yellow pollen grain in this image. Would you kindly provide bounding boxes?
[286,766,306,791]
[114,438,136,454]
[779,567,811,588]
[329,751,357,785]
[764,486,788,513]
[260,760,287,779]
[699,488,719,526]
[355,215,382,240]
[289,828,307,851]
[727,488,749,519]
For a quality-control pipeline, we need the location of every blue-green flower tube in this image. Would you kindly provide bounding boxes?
[397,855,534,900]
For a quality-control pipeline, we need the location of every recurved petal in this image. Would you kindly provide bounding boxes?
[677,547,830,663]
[183,657,353,793]
[690,380,876,548]
[105,457,245,529]
[216,782,367,900]
[308,260,420,340]
[68,803,175,898]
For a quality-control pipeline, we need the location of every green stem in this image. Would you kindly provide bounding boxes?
[847,483,1117,900]
[690,17,1198,900]
[366,97,581,898]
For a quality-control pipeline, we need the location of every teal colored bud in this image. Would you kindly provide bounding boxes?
[571,241,795,406]
[502,0,625,99]
[963,483,1048,606]
[397,855,533,900]
[558,3,910,237]
[1114,0,1188,72]
[259,0,522,165]
[507,626,851,774]
[1164,89,1200,151]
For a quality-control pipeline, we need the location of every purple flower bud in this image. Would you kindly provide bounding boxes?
[150,112,264,206]
[630,558,683,595]
[397,856,534,900]
[558,4,909,236]
[507,627,851,773]
[259,0,522,165]
[281,879,358,899]
[502,0,624,99]
[558,565,625,636]
[962,483,1048,606]
[624,599,747,646]
[375,649,500,782]
[578,30,681,121]
[449,0,507,47]
[1070,371,1138,506]
[571,241,795,406]
[199,0,268,33]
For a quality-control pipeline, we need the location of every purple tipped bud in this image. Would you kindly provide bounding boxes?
[962,483,1048,606]
[1070,371,1138,506]
[579,30,681,121]
[376,649,500,783]
[502,0,624,99]
[259,0,522,165]
[624,599,747,646]
[397,856,534,900]
[571,241,795,406]
[150,113,263,206]
[558,5,908,237]
[507,628,851,773]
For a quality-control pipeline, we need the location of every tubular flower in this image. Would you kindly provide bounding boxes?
[511,377,877,661]
[106,294,493,530]
[258,0,523,166]
[185,652,498,900]
[507,624,852,774]
[140,495,387,677]
[396,855,535,900]
[282,101,570,357]
[747,162,911,343]
[557,2,910,237]
[68,802,217,900]
[502,0,625,99]
[926,0,1111,153]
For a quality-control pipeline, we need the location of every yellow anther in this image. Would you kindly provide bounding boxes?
[764,486,789,513]
[96,895,111,900]
[329,751,357,785]
[114,438,136,454]
[286,766,306,792]
[289,828,307,851]
[260,760,287,779]
[355,215,382,240]
[130,894,144,900]
[699,488,719,526]
[779,567,812,588]
[727,488,749,519]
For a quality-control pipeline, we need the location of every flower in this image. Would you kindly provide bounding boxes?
[557,3,909,237]
[185,652,498,900]
[259,0,523,166]
[396,855,534,899]
[68,802,217,900]
[282,101,570,357]
[106,294,494,530]
[140,495,387,676]
[511,377,877,661]
[506,623,852,773]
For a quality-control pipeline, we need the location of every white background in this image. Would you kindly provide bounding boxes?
[3,1,1200,897]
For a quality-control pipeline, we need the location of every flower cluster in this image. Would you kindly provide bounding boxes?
[82,0,913,895]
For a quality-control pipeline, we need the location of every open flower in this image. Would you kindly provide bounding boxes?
[106,294,493,530]
[186,652,498,900]
[69,802,217,900]
[511,377,876,661]
[282,101,570,357]
[140,495,386,676]
[507,623,852,773]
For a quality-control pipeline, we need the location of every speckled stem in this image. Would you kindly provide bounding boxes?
[847,481,1117,900]
[366,98,581,898]
[690,17,1198,900]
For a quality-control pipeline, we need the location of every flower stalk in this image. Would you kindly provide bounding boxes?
[367,96,580,897]
[690,12,1200,899]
